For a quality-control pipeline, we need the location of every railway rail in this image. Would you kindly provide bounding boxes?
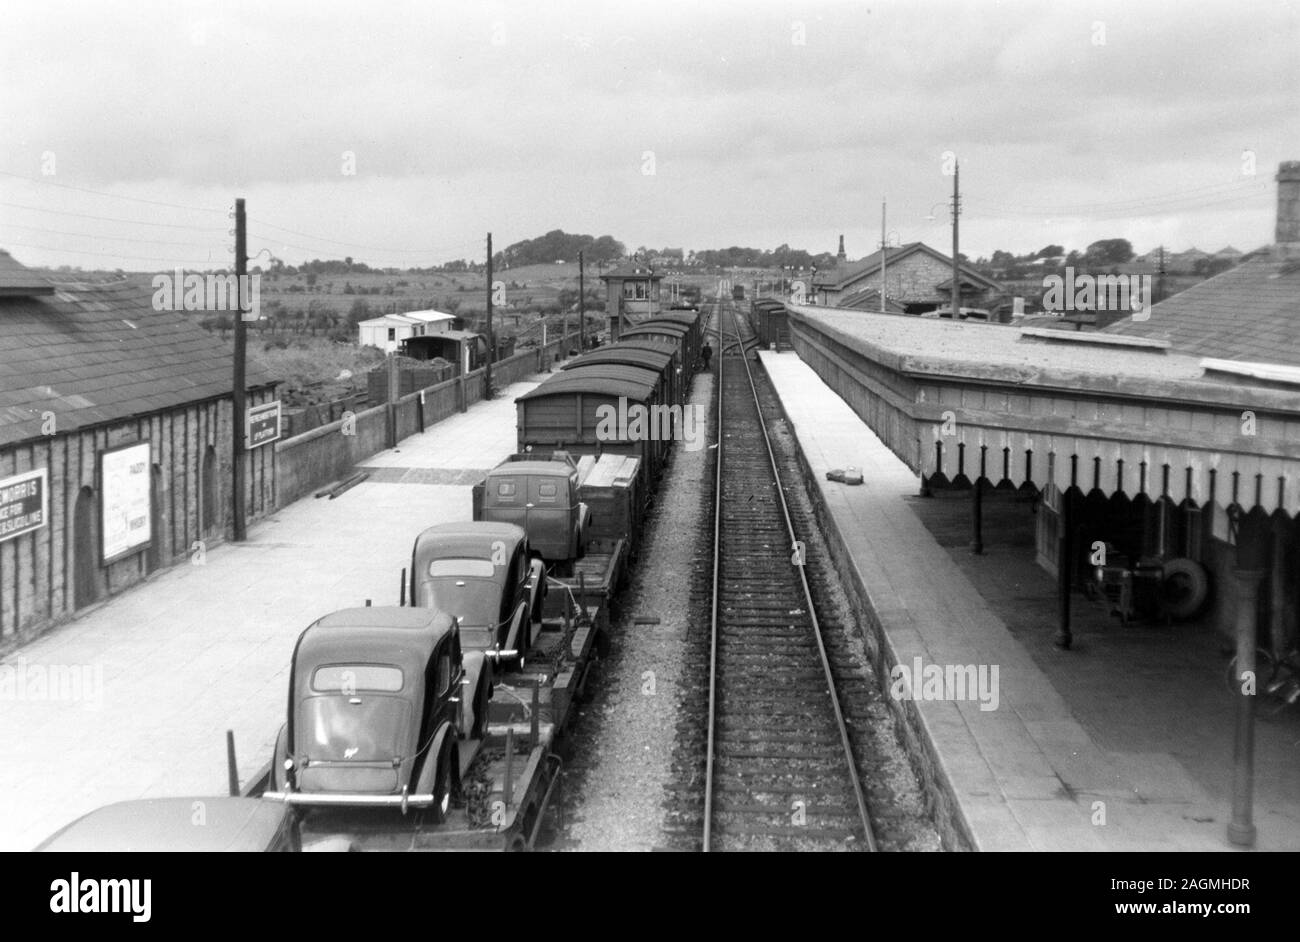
[698,299,878,852]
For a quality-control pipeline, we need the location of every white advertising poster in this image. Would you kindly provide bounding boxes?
[101,442,152,563]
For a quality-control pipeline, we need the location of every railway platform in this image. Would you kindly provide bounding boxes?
[0,371,557,852]
[760,349,1300,852]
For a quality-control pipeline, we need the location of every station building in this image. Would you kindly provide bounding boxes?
[786,163,1300,651]
[0,252,279,648]
[812,241,1002,313]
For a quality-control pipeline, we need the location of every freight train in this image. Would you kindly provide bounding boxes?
[254,304,710,850]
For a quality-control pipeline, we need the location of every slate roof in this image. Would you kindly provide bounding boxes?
[1101,254,1300,368]
[835,286,909,314]
[0,271,278,448]
[813,241,1001,294]
[0,250,54,296]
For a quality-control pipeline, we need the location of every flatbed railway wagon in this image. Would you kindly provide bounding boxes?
[257,593,607,850]
[472,449,644,615]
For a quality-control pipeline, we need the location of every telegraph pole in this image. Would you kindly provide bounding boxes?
[231,197,247,542]
[485,232,494,397]
[578,249,586,352]
[951,160,961,318]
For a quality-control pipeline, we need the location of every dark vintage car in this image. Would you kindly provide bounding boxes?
[35,797,300,852]
[409,522,546,668]
[266,607,475,821]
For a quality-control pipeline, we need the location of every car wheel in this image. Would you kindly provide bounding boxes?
[430,742,453,824]
[271,724,289,792]
[471,678,490,740]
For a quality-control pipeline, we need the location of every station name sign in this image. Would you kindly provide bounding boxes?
[246,401,282,450]
[0,468,48,544]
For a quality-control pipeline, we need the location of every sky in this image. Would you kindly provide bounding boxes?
[1,0,1297,271]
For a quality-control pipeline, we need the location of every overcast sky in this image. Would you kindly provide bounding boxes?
[1,0,1297,270]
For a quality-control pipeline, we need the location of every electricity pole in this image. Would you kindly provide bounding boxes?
[578,249,586,352]
[231,197,247,542]
[485,232,494,397]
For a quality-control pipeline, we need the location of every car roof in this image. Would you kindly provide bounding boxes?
[485,460,575,478]
[412,522,526,560]
[299,607,457,671]
[35,798,290,852]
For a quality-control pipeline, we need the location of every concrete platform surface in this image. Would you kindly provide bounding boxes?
[0,373,551,851]
[759,349,1300,852]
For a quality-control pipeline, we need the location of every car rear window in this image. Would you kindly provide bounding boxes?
[311,665,404,693]
[495,481,517,497]
[427,558,497,577]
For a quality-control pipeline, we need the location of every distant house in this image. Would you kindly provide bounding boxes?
[357,309,456,353]
[813,241,1001,313]
[0,249,279,644]
[1167,247,1210,273]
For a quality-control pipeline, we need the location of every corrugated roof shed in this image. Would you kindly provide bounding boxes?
[0,276,278,448]
[1102,255,1300,368]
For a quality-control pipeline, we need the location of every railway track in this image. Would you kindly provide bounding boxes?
[694,299,877,852]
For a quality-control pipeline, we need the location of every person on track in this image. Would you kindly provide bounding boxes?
[701,340,713,371]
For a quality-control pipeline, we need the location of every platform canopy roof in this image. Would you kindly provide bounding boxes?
[786,303,1300,517]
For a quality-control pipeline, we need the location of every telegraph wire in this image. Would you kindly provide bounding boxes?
[0,168,228,214]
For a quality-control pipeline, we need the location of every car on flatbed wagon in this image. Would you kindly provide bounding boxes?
[473,453,589,567]
[35,797,301,852]
[409,522,546,668]
[265,606,479,822]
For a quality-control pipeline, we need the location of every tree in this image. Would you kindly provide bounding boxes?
[348,298,373,326]
[1037,244,1065,259]
[1084,239,1134,267]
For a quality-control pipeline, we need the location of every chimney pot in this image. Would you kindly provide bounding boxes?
[1276,161,1300,260]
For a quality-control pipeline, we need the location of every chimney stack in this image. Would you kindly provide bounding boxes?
[1276,161,1300,261]
[837,234,846,262]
